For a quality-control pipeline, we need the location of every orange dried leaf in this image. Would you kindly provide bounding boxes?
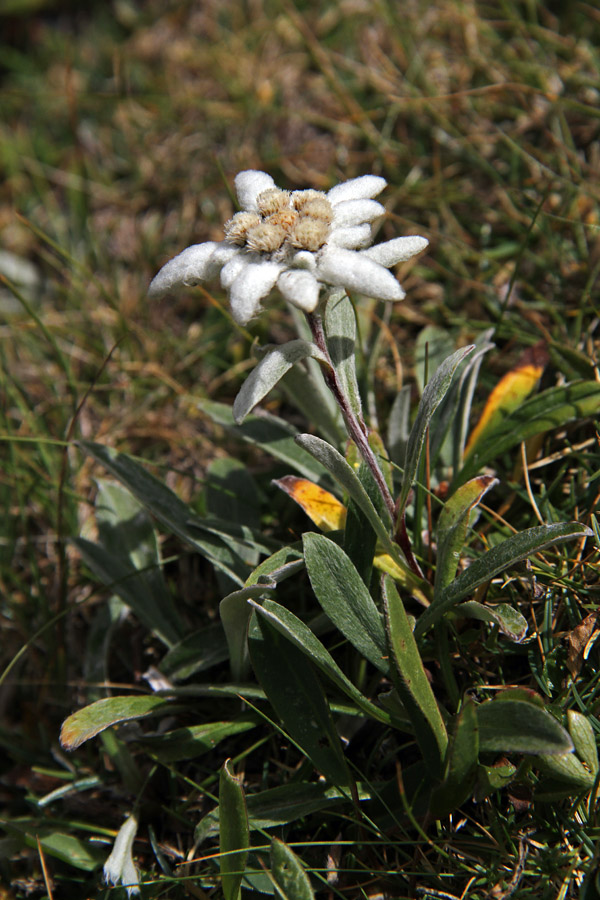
[274,475,346,531]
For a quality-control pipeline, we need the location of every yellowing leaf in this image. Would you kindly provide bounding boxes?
[374,553,431,607]
[274,476,346,531]
[465,343,548,459]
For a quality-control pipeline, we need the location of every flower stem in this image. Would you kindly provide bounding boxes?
[307,311,396,522]
[307,309,425,581]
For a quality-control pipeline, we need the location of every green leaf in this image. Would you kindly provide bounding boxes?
[248,612,353,788]
[387,384,412,467]
[74,480,184,647]
[196,782,363,842]
[249,598,392,725]
[434,475,498,595]
[303,533,387,672]
[205,457,261,532]
[160,623,229,681]
[397,346,474,516]
[233,340,326,424]
[295,435,426,596]
[60,695,174,750]
[246,546,305,586]
[220,548,306,682]
[324,289,363,421]
[415,522,592,637]
[454,380,600,488]
[198,398,327,481]
[220,583,277,681]
[458,601,528,642]
[78,441,261,586]
[296,433,391,528]
[382,576,448,776]
[219,760,249,900]
[477,699,574,755]
[415,326,455,396]
[430,698,479,816]
[0,822,104,871]
[474,760,517,801]
[535,751,595,790]
[344,435,389,587]
[138,717,257,762]
[568,710,599,775]
[270,837,316,900]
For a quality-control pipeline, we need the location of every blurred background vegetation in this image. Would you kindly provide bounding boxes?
[1,0,599,896]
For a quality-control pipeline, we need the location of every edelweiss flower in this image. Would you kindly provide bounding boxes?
[149,170,428,325]
[103,814,140,897]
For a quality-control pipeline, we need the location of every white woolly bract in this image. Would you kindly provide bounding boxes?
[103,814,140,897]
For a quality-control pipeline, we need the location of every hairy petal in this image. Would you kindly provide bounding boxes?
[221,254,253,290]
[317,247,405,301]
[229,261,282,324]
[332,199,385,227]
[148,242,220,298]
[328,224,373,249]
[361,235,429,267]
[327,174,387,205]
[234,170,276,211]
[278,269,320,312]
[291,250,317,272]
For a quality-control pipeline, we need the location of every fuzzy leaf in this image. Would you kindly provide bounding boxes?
[324,289,363,421]
[415,522,591,637]
[303,533,388,672]
[295,435,426,596]
[535,752,595,789]
[233,340,326,424]
[139,718,257,762]
[219,761,249,900]
[249,598,392,725]
[398,346,474,515]
[458,600,528,642]
[198,399,327,480]
[434,475,498,595]
[270,838,316,900]
[477,700,574,755]
[430,698,479,816]
[568,711,599,775]
[60,695,173,750]
[248,612,353,788]
[383,576,447,776]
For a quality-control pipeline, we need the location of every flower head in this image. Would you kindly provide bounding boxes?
[103,814,140,897]
[149,170,428,325]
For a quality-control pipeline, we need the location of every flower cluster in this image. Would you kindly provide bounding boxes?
[149,170,428,325]
[103,814,140,896]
